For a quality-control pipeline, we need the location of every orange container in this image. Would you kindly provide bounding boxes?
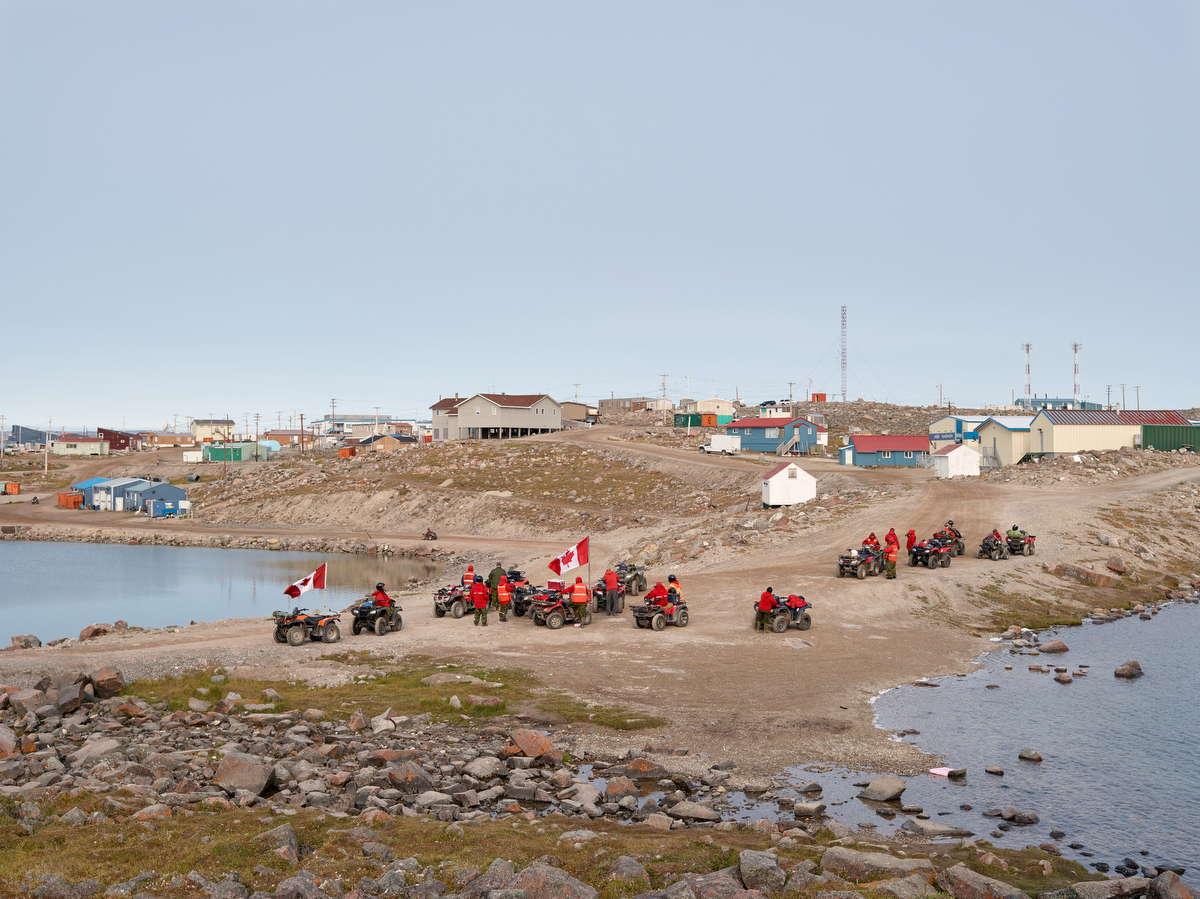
[57,492,84,509]
[700,413,718,427]
[338,447,356,459]
[4,482,19,495]
[812,393,827,403]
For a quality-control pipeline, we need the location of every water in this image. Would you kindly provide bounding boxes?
[0,541,440,642]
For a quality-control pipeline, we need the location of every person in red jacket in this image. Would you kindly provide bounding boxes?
[602,567,621,616]
[863,532,881,549]
[644,581,670,608]
[371,582,397,627]
[906,530,917,552]
[755,587,778,633]
[885,528,899,549]
[469,575,490,626]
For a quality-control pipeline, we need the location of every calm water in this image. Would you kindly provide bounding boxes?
[0,541,440,642]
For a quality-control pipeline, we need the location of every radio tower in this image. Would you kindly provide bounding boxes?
[1072,342,1083,405]
[1022,343,1032,405]
[840,305,847,402]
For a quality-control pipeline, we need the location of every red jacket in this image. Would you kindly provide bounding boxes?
[906,531,917,551]
[602,570,619,590]
[757,590,778,612]
[644,582,669,606]
[469,583,489,609]
[885,529,899,548]
[371,589,393,608]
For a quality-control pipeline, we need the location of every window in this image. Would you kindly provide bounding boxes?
[744,428,752,435]
[788,469,797,479]
[904,451,913,459]
[881,450,892,459]
[492,406,497,415]
[765,428,779,439]
[475,407,480,415]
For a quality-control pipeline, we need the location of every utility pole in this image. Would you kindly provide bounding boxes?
[330,398,336,441]
[1135,386,1141,410]
[840,305,848,402]
[254,413,260,462]
[1120,384,1126,411]
[1021,343,1032,405]
[277,411,283,431]
[787,381,795,405]
[224,412,229,476]
[244,413,250,441]
[1106,385,1112,409]
[660,374,669,427]
[1071,342,1083,405]
[374,406,380,436]
[0,415,4,457]
[573,383,580,402]
[300,414,305,453]
[44,414,50,473]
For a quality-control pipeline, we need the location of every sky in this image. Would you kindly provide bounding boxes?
[2,1,1199,432]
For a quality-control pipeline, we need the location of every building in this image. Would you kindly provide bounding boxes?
[1014,396,1105,412]
[683,398,735,417]
[561,402,597,422]
[839,435,930,467]
[50,436,110,456]
[70,477,112,506]
[931,444,982,478]
[124,481,188,512]
[191,419,235,443]
[1029,409,1190,456]
[357,433,419,453]
[724,417,822,454]
[203,442,272,462]
[974,417,1035,467]
[598,397,671,416]
[263,429,313,446]
[92,478,150,511]
[98,428,143,452]
[309,414,402,439]
[761,461,817,507]
[927,415,989,453]
[430,394,562,441]
[141,431,197,448]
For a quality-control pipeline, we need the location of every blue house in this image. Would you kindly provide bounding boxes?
[840,435,931,467]
[724,417,821,454]
[70,477,112,507]
[92,477,150,511]
[124,481,188,512]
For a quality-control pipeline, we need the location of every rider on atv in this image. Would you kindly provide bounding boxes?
[1007,524,1026,538]
[371,582,398,627]
[863,533,881,549]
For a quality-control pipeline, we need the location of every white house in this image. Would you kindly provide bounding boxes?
[931,444,981,479]
[761,461,817,507]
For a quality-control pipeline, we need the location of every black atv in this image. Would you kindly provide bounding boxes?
[936,527,967,557]
[632,596,689,630]
[909,537,953,569]
[760,595,812,633]
[351,599,403,635]
[617,562,647,596]
[836,545,884,579]
[978,535,1010,561]
[272,608,341,646]
[1007,532,1037,556]
[433,585,467,619]
[591,579,626,613]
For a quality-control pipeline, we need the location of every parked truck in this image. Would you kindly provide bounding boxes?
[699,435,741,455]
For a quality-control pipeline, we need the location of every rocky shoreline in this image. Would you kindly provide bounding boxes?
[2,666,1197,899]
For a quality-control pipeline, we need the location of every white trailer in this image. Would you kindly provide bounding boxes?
[700,434,741,455]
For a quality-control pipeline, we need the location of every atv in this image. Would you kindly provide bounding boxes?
[1007,532,1037,556]
[530,592,592,629]
[936,527,967,557]
[351,599,403,635]
[591,579,626,613]
[617,562,647,596]
[272,608,341,646]
[836,545,885,579]
[762,594,812,633]
[433,585,467,619]
[423,529,437,540]
[909,537,953,569]
[978,534,1010,561]
[632,596,689,630]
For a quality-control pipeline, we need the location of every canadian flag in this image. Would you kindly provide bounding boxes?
[548,537,589,575]
[284,563,327,598]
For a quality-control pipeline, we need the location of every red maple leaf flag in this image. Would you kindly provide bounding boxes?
[548,538,589,575]
[284,563,328,599]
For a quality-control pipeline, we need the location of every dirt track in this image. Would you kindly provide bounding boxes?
[4,436,1199,776]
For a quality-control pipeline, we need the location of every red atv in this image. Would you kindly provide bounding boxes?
[909,536,953,569]
[272,607,341,645]
[433,585,467,619]
[1006,532,1037,556]
[531,592,592,629]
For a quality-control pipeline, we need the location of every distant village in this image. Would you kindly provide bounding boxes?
[4,391,1199,516]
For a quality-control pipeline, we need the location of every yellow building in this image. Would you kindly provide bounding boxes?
[1030,410,1190,456]
[974,417,1034,468]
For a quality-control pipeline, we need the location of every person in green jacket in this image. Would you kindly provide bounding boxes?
[1007,524,1025,539]
[487,562,506,610]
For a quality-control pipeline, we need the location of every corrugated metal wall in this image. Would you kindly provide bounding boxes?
[1142,425,1200,451]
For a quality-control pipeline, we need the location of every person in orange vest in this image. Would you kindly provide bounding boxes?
[461,564,475,589]
[863,532,881,549]
[884,542,898,579]
[755,587,778,633]
[496,575,512,622]
[569,576,590,625]
[666,574,683,601]
[470,575,489,626]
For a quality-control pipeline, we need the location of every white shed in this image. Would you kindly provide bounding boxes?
[932,444,981,479]
[762,461,817,507]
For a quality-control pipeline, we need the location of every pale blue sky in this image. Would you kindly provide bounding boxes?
[3,2,1198,430]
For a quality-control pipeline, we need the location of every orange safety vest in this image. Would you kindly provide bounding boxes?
[497,583,511,605]
[885,545,898,562]
[570,583,589,603]
[462,568,474,587]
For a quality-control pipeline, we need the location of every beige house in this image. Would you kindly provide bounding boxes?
[683,398,735,417]
[50,436,109,456]
[1030,409,1190,456]
[191,419,235,443]
[561,401,596,422]
[974,417,1034,468]
[431,393,562,441]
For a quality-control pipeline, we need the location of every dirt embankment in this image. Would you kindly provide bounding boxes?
[3,435,1200,774]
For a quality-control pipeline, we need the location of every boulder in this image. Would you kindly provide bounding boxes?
[464,756,509,780]
[739,849,786,893]
[7,689,45,717]
[254,823,299,866]
[666,800,721,821]
[510,863,599,899]
[214,753,274,796]
[874,874,941,899]
[1107,557,1127,574]
[55,682,87,714]
[1148,873,1200,899]
[609,857,650,888]
[686,872,746,899]
[1114,661,1144,679]
[9,634,41,650]
[820,847,935,884]
[68,737,123,766]
[604,776,638,801]
[625,757,671,779]
[387,760,435,793]
[510,728,555,758]
[898,819,974,838]
[645,812,674,831]
[347,708,368,731]
[0,725,16,759]
[79,624,112,642]
[91,667,125,699]
[1036,878,1149,899]
[1018,749,1043,762]
[1038,641,1069,654]
[857,774,906,801]
[1054,565,1118,588]
[936,863,1029,899]
[794,801,826,818]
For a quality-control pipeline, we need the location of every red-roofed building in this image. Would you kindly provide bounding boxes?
[839,435,930,467]
[430,393,562,441]
[1030,409,1191,456]
[761,460,817,506]
[724,417,822,455]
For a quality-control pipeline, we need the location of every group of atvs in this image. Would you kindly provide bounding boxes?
[271,596,402,646]
[837,522,1036,574]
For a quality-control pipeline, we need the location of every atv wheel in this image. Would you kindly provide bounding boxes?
[926,554,939,569]
[451,601,465,619]
[375,616,389,636]
[675,609,689,627]
[941,553,952,568]
[651,613,666,631]
[909,554,919,566]
[618,596,625,614]
[798,612,811,631]
[836,565,844,578]
[286,625,306,646]
[394,614,402,631]
[434,607,446,618]
[273,627,287,644]
[1024,542,1033,556]
[322,622,340,643]
[1002,547,1010,559]
[580,608,592,626]
[547,612,565,630]
[514,604,526,617]
[990,549,1000,561]
[771,614,788,634]
[857,562,867,579]
[352,620,363,635]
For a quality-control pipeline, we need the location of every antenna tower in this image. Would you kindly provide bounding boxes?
[1071,342,1083,404]
[1021,343,1032,403]
[839,305,847,402]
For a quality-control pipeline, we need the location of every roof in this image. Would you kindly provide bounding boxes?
[476,393,553,408]
[1037,409,1190,426]
[762,461,809,480]
[850,435,930,453]
[94,478,149,490]
[978,416,1035,431]
[54,435,104,442]
[98,428,138,437]
[726,417,813,430]
[126,482,184,494]
[933,444,981,456]
[931,415,990,425]
[192,419,235,425]
[71,477,111,490]
[431,397,464,411]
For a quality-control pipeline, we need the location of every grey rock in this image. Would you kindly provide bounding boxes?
[857,774,906,801]
[936,863,1029,899]
[898,819,974,838]
[820,847,935,883]
[739,849,785,893]
[665,800,721,821]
